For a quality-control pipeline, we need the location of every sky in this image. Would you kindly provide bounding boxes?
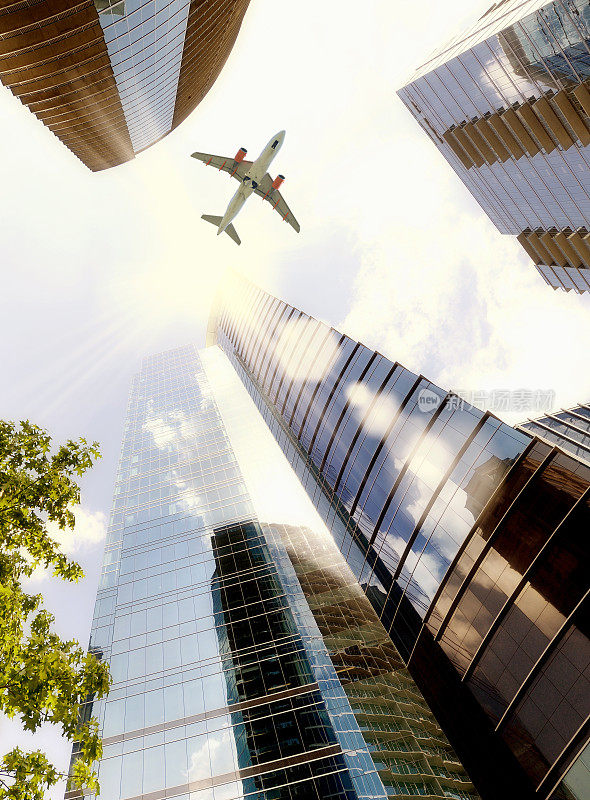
[1,0,590,796]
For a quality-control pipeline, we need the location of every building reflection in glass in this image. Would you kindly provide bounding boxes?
[210,520,354,800]
[271,522,479,800]
[499,2,590,88]
[210,275,590,800]
[73,341,480,800]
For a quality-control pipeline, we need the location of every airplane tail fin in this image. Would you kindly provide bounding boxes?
[224,223,241,246]
[201,214,222,226]
[201,214,241,246]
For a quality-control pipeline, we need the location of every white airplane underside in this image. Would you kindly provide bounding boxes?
[191,130,300,245]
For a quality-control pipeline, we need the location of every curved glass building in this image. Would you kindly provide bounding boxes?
[398,0,590,294]
[0,0,250,170]
[207,273,590,800]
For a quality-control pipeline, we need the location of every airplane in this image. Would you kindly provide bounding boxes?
[191,130,300,245]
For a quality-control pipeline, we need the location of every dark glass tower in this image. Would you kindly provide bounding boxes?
[208,273,590,800]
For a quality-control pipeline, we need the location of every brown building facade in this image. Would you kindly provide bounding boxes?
[0,0,250,170]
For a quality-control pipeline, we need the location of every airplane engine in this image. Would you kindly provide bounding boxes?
[234,147,247,162]
[272,174,285,190]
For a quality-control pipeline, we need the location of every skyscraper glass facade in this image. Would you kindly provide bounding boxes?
[398,0,590,293]
[94,0,192,152]
[208,274,590,800]
[520,402,590,462]
[71,342,478,800]
[210,276,532,659]
[71,276,590,800]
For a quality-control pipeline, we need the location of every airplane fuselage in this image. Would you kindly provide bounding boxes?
[217,130,285,235]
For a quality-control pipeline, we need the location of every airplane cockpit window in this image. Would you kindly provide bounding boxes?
[243,176,250,183]
[251,181,258,190]
[272,140,279,149]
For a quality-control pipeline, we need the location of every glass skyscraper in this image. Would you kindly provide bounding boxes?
[71,275,590,800]
[398,0,590,294]
[208,274,590,800]
[70,339,478,800]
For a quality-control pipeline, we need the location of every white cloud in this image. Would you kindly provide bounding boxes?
[144,415,177,448]
[407,549,444,604]
[345,380,401,438]
[48,508,107,555]
[339,199,590,427]
[28,508,106,582]
[273,316,341,384]
[186,737,210,781]
[186,730,232,782]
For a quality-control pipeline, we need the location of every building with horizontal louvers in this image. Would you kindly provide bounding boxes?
[0,0,250,170]
[398,0,590,294]
[207,273,590,800]
[520,402,590,463]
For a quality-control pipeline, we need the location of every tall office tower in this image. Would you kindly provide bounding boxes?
[398,0,590,294]
[520,402,590,462]
[207,274,590,800]
[70,343,480,800]
[0,0,250,170]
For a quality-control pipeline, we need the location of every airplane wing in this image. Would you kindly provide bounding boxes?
[191,151,253,182]
[254,174,301,233]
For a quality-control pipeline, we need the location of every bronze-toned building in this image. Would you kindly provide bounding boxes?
[0,0,250,170]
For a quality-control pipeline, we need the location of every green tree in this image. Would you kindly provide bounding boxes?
[0,421,111,799]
